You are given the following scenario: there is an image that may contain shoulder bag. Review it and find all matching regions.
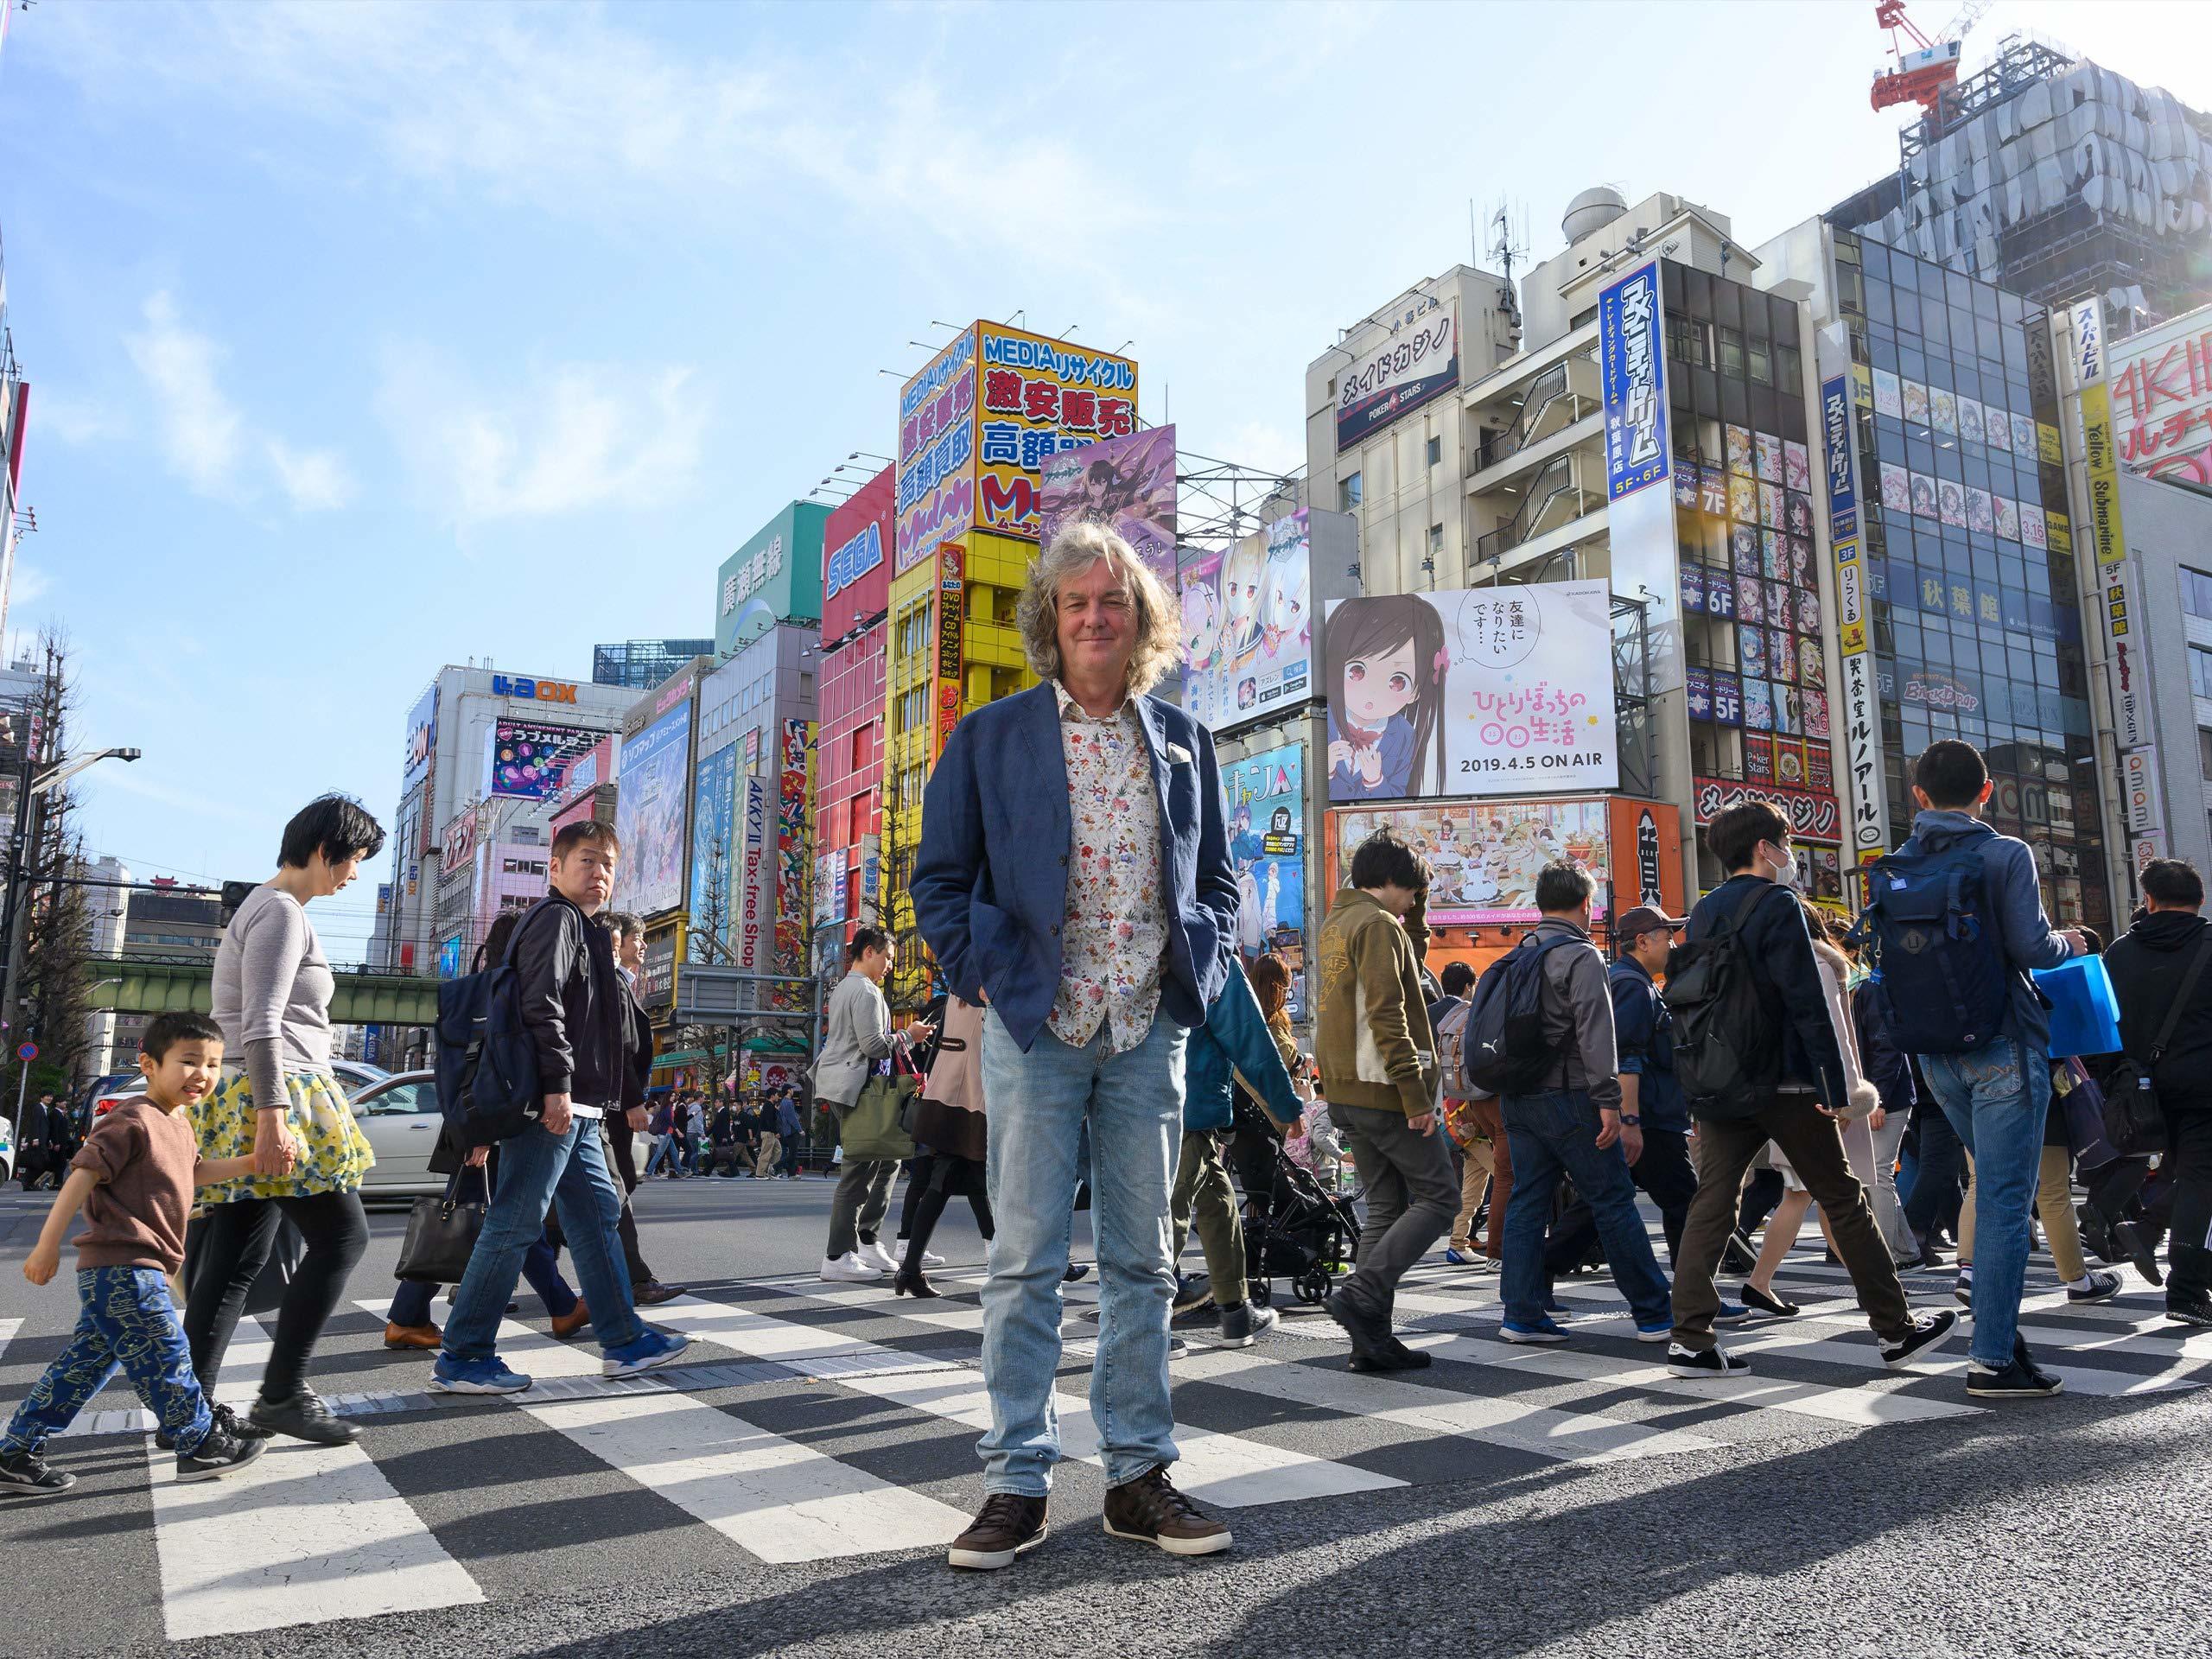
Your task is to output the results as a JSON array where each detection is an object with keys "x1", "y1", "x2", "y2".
[
  {"x1": 2103, "y1": 933, "x2": 2212, "y2": 1157},
  {"x1": 396, "y1": 1163, "x2": 490, "y2": 1285}
]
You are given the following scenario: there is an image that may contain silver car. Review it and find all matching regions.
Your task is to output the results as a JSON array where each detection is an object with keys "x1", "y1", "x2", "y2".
[{"x1": 348, "y1": 1069, "x2": 448, "y2": 1198}]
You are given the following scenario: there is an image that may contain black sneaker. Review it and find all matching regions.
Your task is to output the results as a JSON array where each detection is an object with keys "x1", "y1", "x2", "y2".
[
  {"x1": 1719, "y1": 1231, "x2": 1758, "y2": 1275},
  {"x1": 1214, "y1": 1302, "x2": 1277, "y2": 1348},
  {"x1": 1172, "y1": 1274, "x2": 1212, "y2": 1317},
  {"x1": 2067, "y1": 1268, "x2": 2124, "y2": 1306},
  {"x1": 175, "y1": 1424, "x2": 270, "y2": 1483},
  {"x1": 2167, "y1": 1292, "x2": 2212, "y2": 1328},
  {"x1": 249, "y1": 1388, "x2": 360, "y2": 1446},
  {"x1": 2115, "y1": 1219, "x2": 2165, "y2": 1287},
  {"x1": 155, "y1": 1401, "x2": 271, "y2": 1453},
  {"x1": 1966, "y1": 1358, "x2": 2064, "y2": 1398},
  {"x1": 1879, "y1": 1309, "x2": 1959, "y2": 1367},
  {"x1": 1170, "y1": 1299, "x2": 1220, "y2": 1330},
  {"x1": 1952, "y1": 1275, "x2": 1973, "y2": 1311},
  {"x1": 0, "y1": 1448, "x2": 75, "y2": 1499},
  {"x1": 1665, "y1": 1343, "x2": 1750, "y2": 1377},
  {"x1": 1348, "y1": 1337, "x2": 1431, "y2": 1372}
]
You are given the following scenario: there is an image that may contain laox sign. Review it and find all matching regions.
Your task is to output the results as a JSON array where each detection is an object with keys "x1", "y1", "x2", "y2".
[{"x1": 491, "y1": 675, "x2": 578, "y2": 704}]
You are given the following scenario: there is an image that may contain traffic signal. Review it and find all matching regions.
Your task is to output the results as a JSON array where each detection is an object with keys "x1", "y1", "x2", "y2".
[{"x1": 219, "y1": 881, "x2": 257, "y2": 925}]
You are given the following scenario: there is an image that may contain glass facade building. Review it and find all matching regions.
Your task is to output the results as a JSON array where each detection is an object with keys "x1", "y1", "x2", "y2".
[
  {"x1": 1833, "y1": 229, "x2": 2111, "y2": 934},
  {"x1": 1660, "y1": 263, "x2": 1849, "y2": 902},
  {"x1": 592, "y1": 638, "x2": 715, "y2": 691}
]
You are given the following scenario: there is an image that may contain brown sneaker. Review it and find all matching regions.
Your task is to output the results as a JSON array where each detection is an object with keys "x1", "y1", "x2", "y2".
[
  {"x1": 550, "y1": 1300, "x2": 591, "y2": 1340},
  {"x1": 1102, "y1": 1464, "x2": 1231, "y2": 1556},
  {"x1": 946, "y1": 1492, "x2": 1049, "y2": 1570},
  {"x1": 384, "y1": 1322, "x2": 442, "y2": 1351}
]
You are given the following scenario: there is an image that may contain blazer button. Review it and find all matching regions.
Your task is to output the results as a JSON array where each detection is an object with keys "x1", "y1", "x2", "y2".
[{"x1": 1051, "y1": 924, "x2": 1061, "y2": 936}]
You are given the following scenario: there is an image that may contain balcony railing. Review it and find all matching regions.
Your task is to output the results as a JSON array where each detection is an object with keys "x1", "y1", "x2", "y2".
[
  {"x1": 1472, "y1": 454, "x2": 1595, "y2": 569},
  {"x1": 1472, "y1": 356, "x2": 1598, "y2": 472}
]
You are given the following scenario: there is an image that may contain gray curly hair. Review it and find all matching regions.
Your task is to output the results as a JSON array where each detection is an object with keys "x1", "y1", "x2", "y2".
[{"x1": 1016, "y1": 522, "x2": 1182, "y2": 696}]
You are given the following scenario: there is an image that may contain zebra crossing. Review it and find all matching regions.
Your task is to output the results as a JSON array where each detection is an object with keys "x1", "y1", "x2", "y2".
[{"x1": 2, "y1": 1247, "x2": 2206, "y2": 1644}]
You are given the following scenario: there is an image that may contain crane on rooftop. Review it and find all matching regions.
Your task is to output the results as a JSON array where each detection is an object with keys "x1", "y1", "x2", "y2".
[{"x1": 1871, "y1": 0, "x2": 1994, "y2": 113}]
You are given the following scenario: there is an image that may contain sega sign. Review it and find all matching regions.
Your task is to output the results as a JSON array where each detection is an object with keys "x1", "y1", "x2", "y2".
[
  {"x1": 490, "y1": 675, "x2": 578, "y2": 704},
  {"x1": 1598, "y1": 263, "x2": 1669, "y2": 499},
  {"x1": 824, "y1": 520, "x2": 884, "y2": 601}
]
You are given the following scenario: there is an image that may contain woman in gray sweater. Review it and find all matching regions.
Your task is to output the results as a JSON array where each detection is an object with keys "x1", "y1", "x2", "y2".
[
  {"x1": 181, "y1": 796, "x2": 385, "y2": 1449},
  {"x1": 817, "y1": 927, "x2": 928, "y2": 1281}
]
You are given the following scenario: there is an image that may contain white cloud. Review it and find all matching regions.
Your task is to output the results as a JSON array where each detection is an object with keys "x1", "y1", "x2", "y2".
[
  {"x1": 377, "y1": 347, "x2": 708, "y2": 528},
  {"x1": 265, "y1": 439, "x2": 357, "y2": 511},
  {"x1": 29, "y1": 393, "x2": 126, "y2": 446},
  {"x1": 123, "y1": 291, "x2": 245, "y2": 498},
  {"x1": 121, "y1": 290, "x2": 353, "y2": 512}
]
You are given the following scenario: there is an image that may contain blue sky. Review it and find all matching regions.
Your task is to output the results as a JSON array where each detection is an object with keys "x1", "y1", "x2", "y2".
[{"x1": 0, "y1": 0, "x2": 2202, "y2": 962}]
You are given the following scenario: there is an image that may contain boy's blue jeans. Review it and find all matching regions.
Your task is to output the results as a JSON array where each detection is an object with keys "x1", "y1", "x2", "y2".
[{"x1": 3, "y1": 1267, "x2": 213, "y2": 1456}]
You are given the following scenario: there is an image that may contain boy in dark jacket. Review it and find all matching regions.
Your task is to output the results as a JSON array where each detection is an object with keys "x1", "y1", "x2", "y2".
[
  {"x1": 1899, "y1": 741, "x2": 2085, "y2": 1396},
  {"x1": 2101, "y1": 857, "x2": 2212, "y2": 1326},
  {"x1": 1665, "y1": 800, "x2": 1955, "y2": 1379}
]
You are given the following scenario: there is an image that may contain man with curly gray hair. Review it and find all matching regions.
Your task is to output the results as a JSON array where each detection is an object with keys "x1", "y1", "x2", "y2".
[{"x1": 914, "y1": 520, "x2": 1240, "y2": 1571}]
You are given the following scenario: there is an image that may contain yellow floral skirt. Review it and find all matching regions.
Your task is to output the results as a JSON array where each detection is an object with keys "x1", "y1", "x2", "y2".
[{"x1": 190, "y1": 1071, "x2": 376, "y2": 1202}]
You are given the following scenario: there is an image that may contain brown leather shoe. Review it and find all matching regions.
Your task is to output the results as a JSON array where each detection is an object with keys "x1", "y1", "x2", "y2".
[
  {"x1": 946, "y1": 1492, "x2": 1049, "y2": 1570},
  {"x1": 1102, "y1": 1465, "x2": 1230, "y2": 1556},
  {"x1": 550, "y1": 1300, "x2": 591, "y2": 1340},
  {"x1": 384, "y1": 1322, "x2": 441, "y2": 1351}
]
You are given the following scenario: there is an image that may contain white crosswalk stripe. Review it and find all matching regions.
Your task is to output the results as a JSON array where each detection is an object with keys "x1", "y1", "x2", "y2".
[{"x1": 9, "y1": 1248, "x2": 2210, "y2": 1643}]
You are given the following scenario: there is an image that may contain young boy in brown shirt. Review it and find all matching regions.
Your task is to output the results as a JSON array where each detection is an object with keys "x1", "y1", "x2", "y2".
[{"x1": 0, "y1": 1013, "x2": 272, "y2": 1497}]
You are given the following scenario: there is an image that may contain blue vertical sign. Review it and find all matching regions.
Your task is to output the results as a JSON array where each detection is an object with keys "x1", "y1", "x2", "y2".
[
  {"x1": 1821, "y1": 375, "x2": 1858, "y2": 542},
  {"x1": 1599, "y1": 264, "x2": 1670, "y2": 499}
]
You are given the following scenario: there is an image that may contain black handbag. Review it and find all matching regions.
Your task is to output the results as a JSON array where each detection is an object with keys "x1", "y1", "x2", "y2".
[
  {"x1": 2105, "y1": 934, "x2": 2212, "y2": 1157},
  {"x1": 396, "y1": 1164, "x2": 489, "y2": 1284}
]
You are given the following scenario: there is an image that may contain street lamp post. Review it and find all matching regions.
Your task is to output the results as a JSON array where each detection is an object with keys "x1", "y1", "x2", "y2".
[{"x1": 0, "y1": 746, "x2": 142, "y2": 1068}]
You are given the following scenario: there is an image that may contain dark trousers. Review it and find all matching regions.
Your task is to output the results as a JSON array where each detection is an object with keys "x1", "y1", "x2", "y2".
[
  {"x1": 899, "y1": 1157, "x2": 994, "y2": 1275},
  {"x1": 181, "y1": 1190, "x2": 369, "y2": 1402},
  {"x1": 1903, "y1": 1101, "x2": 1966, "y2": 1241},
  {"x1": 1545, "y1": 1126, "x2": 1698, "y2": 1271},
  {"x1": 1331, "y1": 1102, "x2": 1459, "y2": 1319},
  {"x1": 391, "y1": 1155, "x2": 577, "y2": 1327},
  {"x1": 1673, "y1": 1097, "x2": 1910, "y2": 1351},
  {"x1": 2164, "y1": 1103, "x2": 2212, "y2": 1300},
  {"x1": 1737, "y1": 1167, "x2": 1785, "y2": 1237}
]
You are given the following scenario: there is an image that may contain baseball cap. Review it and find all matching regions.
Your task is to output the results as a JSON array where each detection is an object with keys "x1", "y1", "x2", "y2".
[{"x1": 1614, "y1": 905, "x2": 1686, "y2": 939}]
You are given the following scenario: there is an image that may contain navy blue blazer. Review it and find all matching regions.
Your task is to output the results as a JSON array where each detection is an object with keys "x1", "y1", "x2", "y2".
[{"x1": 912, "y1": 681, "x2": 1239, "y2": 1052}]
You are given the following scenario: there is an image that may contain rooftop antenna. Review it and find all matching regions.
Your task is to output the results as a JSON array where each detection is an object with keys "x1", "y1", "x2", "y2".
[{"x1": 1488, "y1": 200, "x2": 1528, "y2": 324}]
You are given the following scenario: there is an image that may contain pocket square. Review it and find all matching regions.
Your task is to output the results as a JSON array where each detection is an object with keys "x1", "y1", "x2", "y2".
[{"x1": 1166, "y1": 742, "x2": 1193, "y2": 765}]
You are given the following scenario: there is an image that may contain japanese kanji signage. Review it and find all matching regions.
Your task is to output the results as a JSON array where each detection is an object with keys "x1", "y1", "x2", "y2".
[
  {"x1": 1820, "y1": 372, "x2": 1888, "y2": 855},
  {"x1": 895, "y1": 331, "x2": 976, "y2": 576},
  {"x1": 1692, "y1": 776, "x2": 1844, "y2": 845},
  {"x1": 2107, "y1": 310, "x2": 2212, "y2": 491},
  {"x1": 974, "y1": 323, "x2": 1138, "y2": 542}
]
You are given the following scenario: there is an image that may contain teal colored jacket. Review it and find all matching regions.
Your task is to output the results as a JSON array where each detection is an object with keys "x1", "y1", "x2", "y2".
[{"x1": 1185, "y1": 961, "x2": 1302, "y2": 1133}]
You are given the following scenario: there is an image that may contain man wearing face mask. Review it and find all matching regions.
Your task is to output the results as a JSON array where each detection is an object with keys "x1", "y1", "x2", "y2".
[{"x1": 1664, "y1": 800, "x2": 1955, "y2": 1378}]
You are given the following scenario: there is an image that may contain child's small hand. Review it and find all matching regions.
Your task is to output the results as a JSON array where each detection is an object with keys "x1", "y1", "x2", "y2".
[{"x1": 24, "y1": 1242, "x2": 59, "y2": 1286}]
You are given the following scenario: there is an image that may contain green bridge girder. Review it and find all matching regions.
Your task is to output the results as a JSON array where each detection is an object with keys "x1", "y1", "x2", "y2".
[{"x1": 83, "y1": 957, "x2": 443, "y2": 1027}]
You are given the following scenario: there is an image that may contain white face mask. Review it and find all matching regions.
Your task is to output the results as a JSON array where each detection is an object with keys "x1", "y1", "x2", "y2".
[{"x1": 1764, "y1": 843, "x2": 1801, "y2": 888}]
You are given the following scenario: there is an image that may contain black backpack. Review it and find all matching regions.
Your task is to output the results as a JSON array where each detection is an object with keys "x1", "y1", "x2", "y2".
[
  {"x1": 1662, "y1": 885, "x2": 1780, "y2": 1119},
  {"x1": 434, "y1": 901, "x2": 562, "y2": 1147},
  {"x1": 2103, "y1": 932, "x2": 2212, "y2": 1157},
  {"x1": 1460, "y1": 932, "x2": 1576, "y2": 1098}
]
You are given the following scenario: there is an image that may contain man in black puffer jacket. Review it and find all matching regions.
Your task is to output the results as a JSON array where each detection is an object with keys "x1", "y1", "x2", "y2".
[{"x1": 2100, "y1": 858, "x2": 2212, "y2": 1327}]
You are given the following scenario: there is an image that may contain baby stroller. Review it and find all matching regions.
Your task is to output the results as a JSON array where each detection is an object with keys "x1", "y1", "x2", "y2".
[{"x1": 1224, "y1": 1086, "x2": 1360, "y2": 1308}]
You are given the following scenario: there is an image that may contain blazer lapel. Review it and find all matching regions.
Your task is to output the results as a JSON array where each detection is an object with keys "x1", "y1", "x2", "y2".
[
  {"x1": 1132, "y1": 696, "x2": 1178, "y2": 866},
  {"x1": 1020, "y1": 683, "x2": 1071, "y2": 843}
]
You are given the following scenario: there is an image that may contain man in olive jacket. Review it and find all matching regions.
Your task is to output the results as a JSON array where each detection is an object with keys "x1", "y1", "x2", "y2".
[{"x1": 1315, "y1": 829, "x2": 1450, "y2": 1372}]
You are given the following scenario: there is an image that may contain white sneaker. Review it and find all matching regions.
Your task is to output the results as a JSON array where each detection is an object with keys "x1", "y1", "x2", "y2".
[
  {"x1": 820, "y1": 1252, "x2": 883, "y2": 1283},
  {"x1": 859, "y1": 1240, "x2": 901, "y2": 1274},
  {"x1": 922, "y1": 1249, "x2": 948, "y2": 1268}
]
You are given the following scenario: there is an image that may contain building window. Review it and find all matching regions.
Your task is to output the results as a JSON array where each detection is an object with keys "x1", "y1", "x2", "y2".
[
  {"x1": 798, "y1": 672, "x2": 814, "y2": 703},
  {"x1": 1426, "y1": 435, "x2": 1442, "y2": 468},
  {"x1": 1338, "y1": 473, "x2": 1363, "y2": 511},
  {"x1": 1428, "y1": 524, "x2": 1444, "y2": 556},
  {"x1": 2201, "y1": 728, "x2": 2212, "y2": 780},
  {"x1": 2183, "y1": 567, "x2": 2212, "y2": 620},
  {"x1": 2193, "y1": 646, "x2": 2212, "y2": 702}
]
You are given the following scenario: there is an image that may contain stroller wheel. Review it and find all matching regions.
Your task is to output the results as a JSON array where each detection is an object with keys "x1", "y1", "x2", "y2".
[
  {"x1": 1247, "y1": 1278, "x2": 1274, "y2": 1311},
  {"x1": 1294, "y1": 1266, "x2": 1334, "y2": 1306}
]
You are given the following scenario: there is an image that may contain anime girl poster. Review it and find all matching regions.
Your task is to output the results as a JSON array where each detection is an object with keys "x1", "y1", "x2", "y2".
[
  {"x1": 1726, "y1": 423, "x2": 1754, "y2": 476},
  {"x1": 1957, "y1": 396, "x2": 1986, "y2": 446},
  {"x1": 1903, "y1": 379, "x2": 1929, "y2": 424},
  {"x1": 1993, "y1": 493, "x2": 2019, "y2": 541},
  {"x1": 1324, "y1": 594, "x2": 1447, "y2": 801},
  {"x1": 1784, "y1": 440, "x2": 1812, "y2": 493},
  {"x1": 1967, "y1": 486, "x2": 1993, "y2": 535},
  {"x1": 1756, "y1": 432, "x2": 1783, "y2": 485},
  {"x1": 1938, "y1": 480, "x2": 1967, "y2": 529},
  {"x1": 1881, "y1": 462, "x2": 1910, "y2": 514},
  {"x1": 1986, "y1": 404, "x2": 2013, "y2": 452},
  {"x1": 1221, "y1": 743, "x2": 1306, "y2": 994},
  {"x1": 1873, "y1": 368, "x2": 1903, "y2": 420}
]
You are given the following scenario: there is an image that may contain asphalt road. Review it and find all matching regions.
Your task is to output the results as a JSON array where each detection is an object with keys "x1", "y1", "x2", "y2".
[{"x1": 0, "y1": 1172, "x2": 2206, "y2": 1659}]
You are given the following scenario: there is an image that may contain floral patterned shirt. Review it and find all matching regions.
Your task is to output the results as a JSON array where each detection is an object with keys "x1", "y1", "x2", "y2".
[{"x1": 1048, "y1": 680, "x2": 1168, "y2": 1055}]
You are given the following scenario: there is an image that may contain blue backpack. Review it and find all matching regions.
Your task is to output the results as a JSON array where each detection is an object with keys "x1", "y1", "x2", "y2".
[
  {"x1": 1853, "y1": 844, "x2": 2009, "y2": 1055},
  {"x1": 435, "y1": 903, "x2": 562, "y2": 1147}
]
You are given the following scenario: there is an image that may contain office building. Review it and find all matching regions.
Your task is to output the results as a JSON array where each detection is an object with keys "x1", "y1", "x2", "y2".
[
  {"x1": 593, "y1": 639, "x2": 715, "y2": 691},
  {"x1": 815, "y1": 465, "x2": 892, "y2": 971},
  {"x1": 1756, "y1": 218, "x2": 2114, "y2": 933},
  {"x1": 1833, "y1": 39, "x2": 2212, "y2": 334}
]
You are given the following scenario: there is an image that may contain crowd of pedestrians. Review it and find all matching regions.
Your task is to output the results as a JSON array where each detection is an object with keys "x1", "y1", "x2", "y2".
[{"x1": 3, "y1": 525, "x2": 2206, "y2": 1596}]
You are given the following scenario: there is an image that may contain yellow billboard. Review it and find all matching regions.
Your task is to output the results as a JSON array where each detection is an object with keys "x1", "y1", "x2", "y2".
[
  {"x1": 972, "y1": 322, "x2": 1138, "y2": 542},
  {"x1": 2082, "y1": 380, "x2": 2126, "y2": 569}
]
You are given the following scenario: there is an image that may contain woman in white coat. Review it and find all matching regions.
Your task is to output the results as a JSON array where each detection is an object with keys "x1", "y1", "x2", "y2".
[{"x1": 816, "y1": 928, "x2": 927, "y2": 1281}]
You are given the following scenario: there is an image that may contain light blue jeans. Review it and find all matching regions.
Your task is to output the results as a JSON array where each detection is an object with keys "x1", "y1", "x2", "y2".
[
  {"x1": 442, "y1": 1113, "x2": 644, "y2": 1363},
  {"x1": 977, "y1": 1006, "x2": 1187, "y2": 1496},
  {"x1": 1920, "y1": 1039, "x2": 2050, "y2": 1370}
]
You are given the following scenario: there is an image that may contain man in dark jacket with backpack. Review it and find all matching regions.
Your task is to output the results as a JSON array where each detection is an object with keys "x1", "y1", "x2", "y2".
[
  {"x1": 429, "y1": 821, "x2": 692, "y2": 1395},
  {"x1": 1491, "y1": 863, "x2": 1673, "y2": 1345},
  {"x1": 2101, "y1": 857, "x2": 2212, "y2": 1327},
  {"x1": 1880, "y1": 741, "x2": 2083, "y2": 1397},
  {"x1": 1664, "y1": 800, "x2": 1955, "y2": 1379}
]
